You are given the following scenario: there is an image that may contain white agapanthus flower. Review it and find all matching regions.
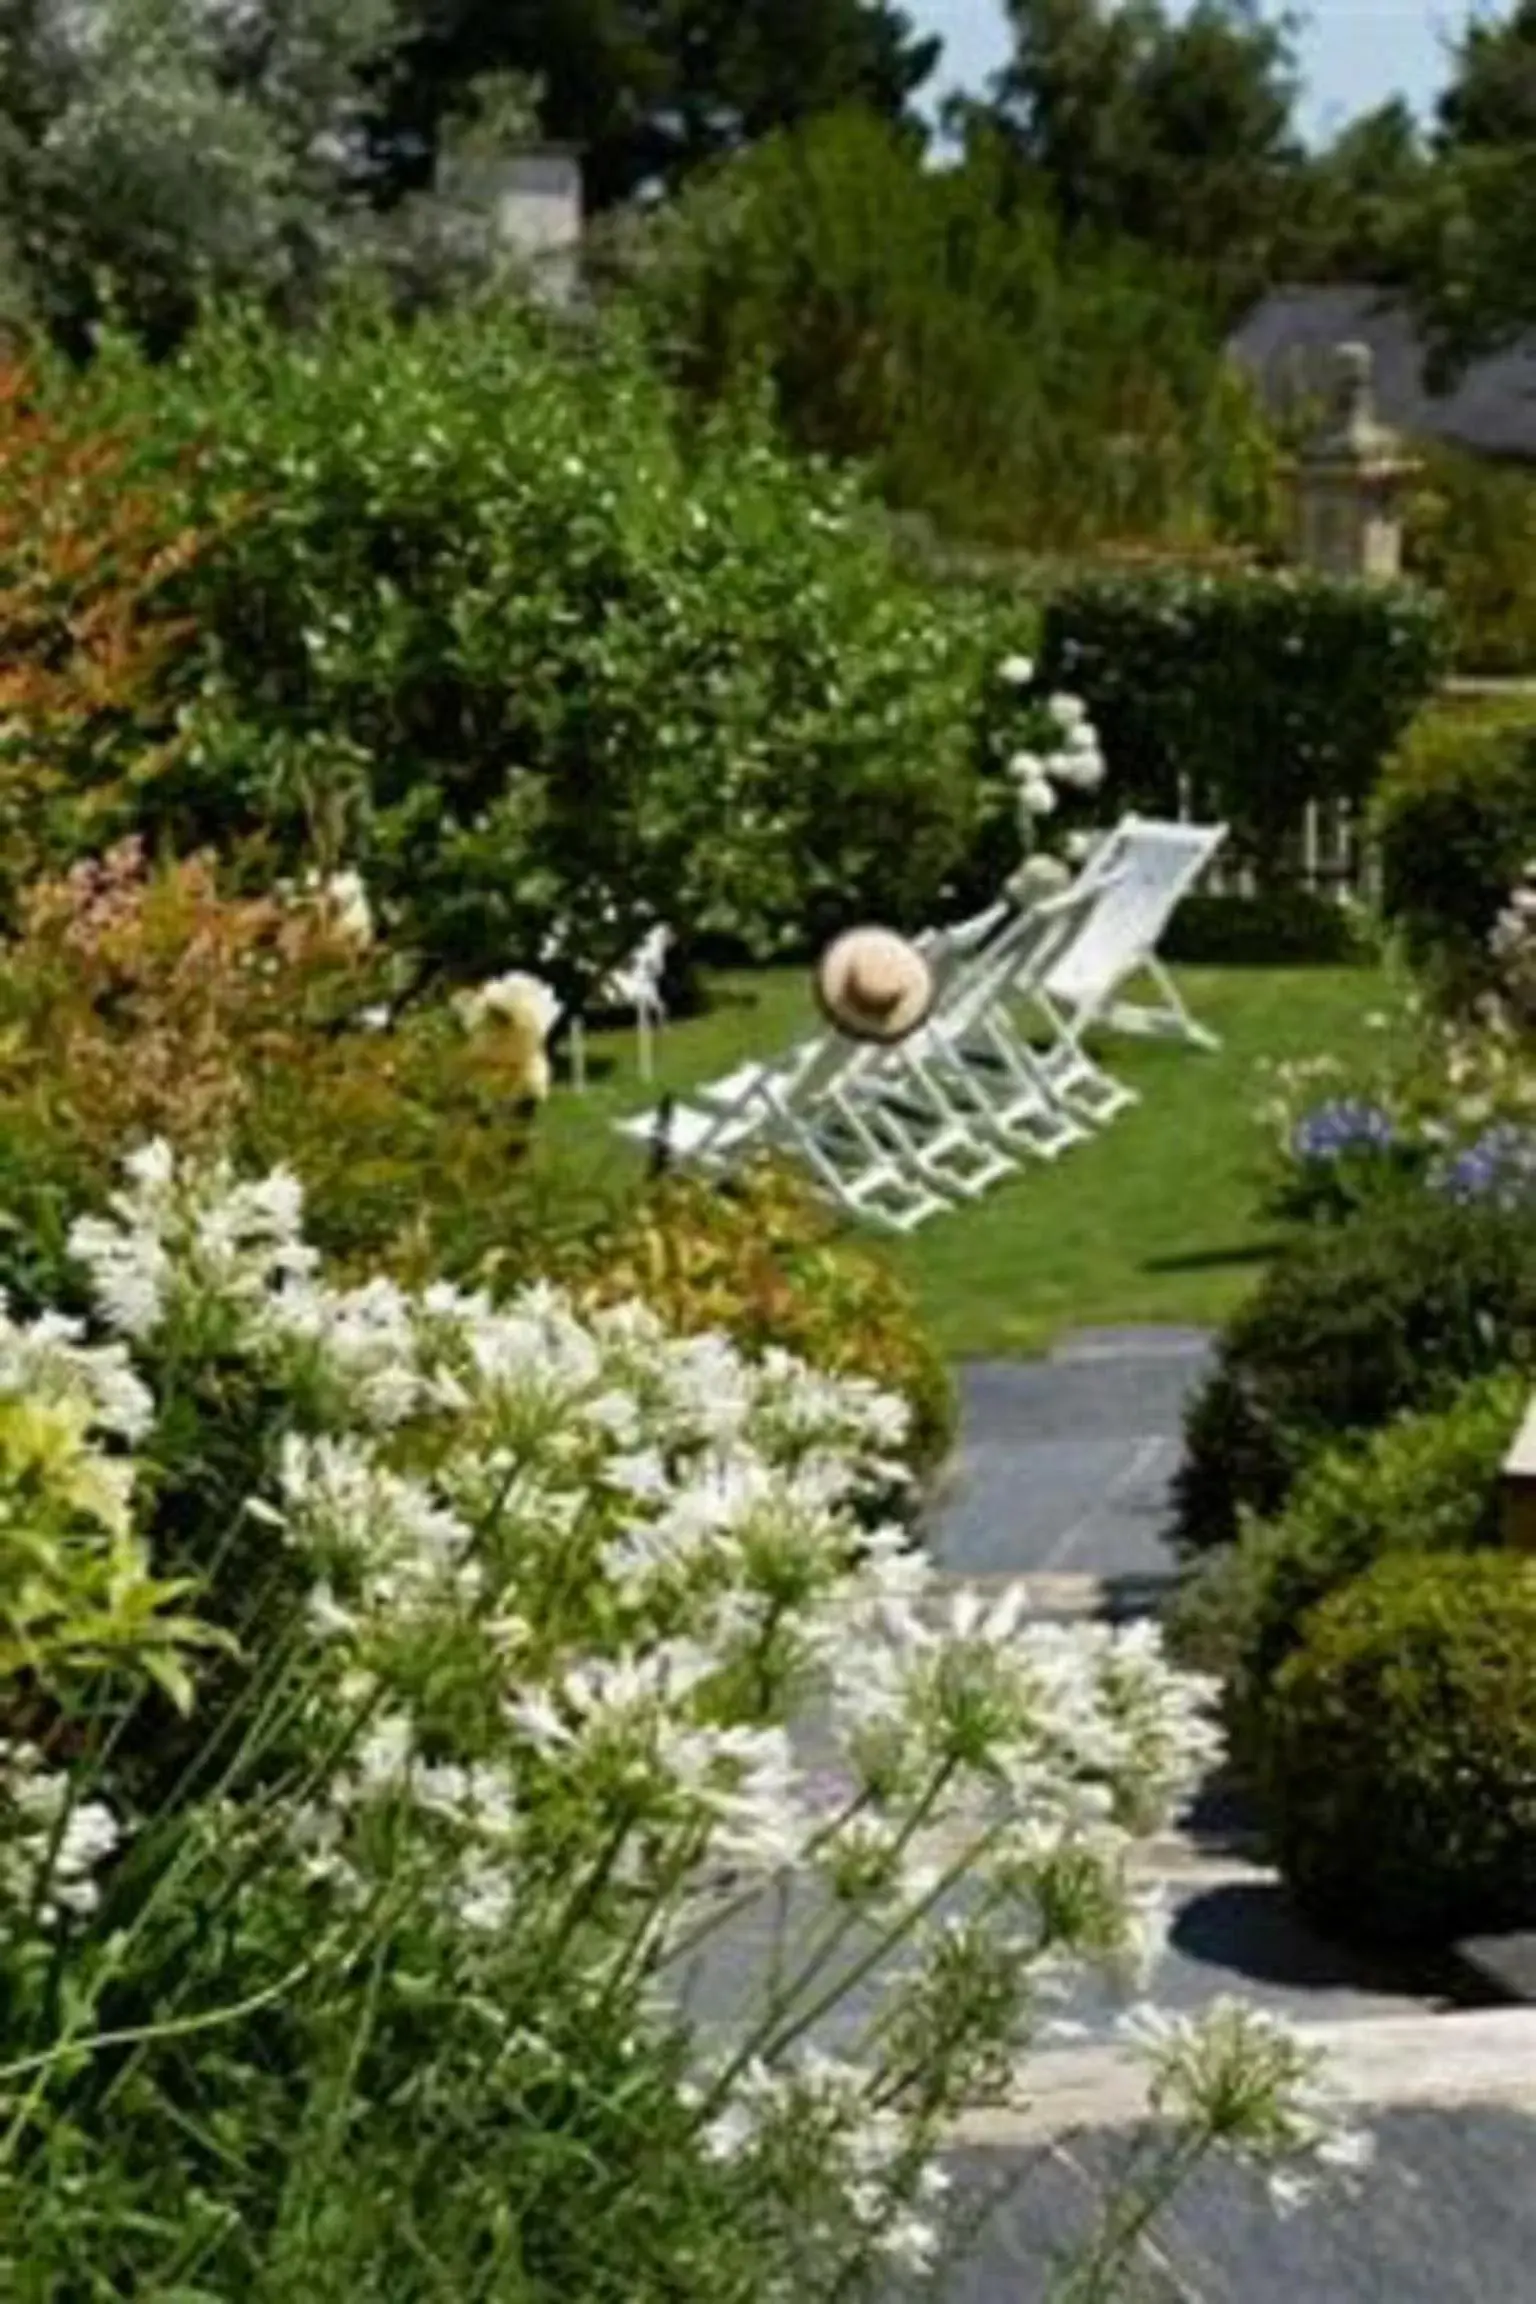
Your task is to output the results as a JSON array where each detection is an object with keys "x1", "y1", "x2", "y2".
[
  {"x1": 264, "y1": 1275, "x2": 423, "y2": 1429},
  {"x1": 0, "y1": 1304, "x2": 154, "y2": 1441},
  {"x1": 1020, "y1": 774, "x2": 1058, "y2": 819},
  {"x1": 69, "y1": 1147, "x2": 318, "y2": 1340},
  {"x1": 1124, "y1": 1997, "x2": 1376, "y2": 2210},
  {"x1": 46, "y1": 1144, "x2": 1360, "y2": 2279},
  {"x1": 279, "y1": 1433, "x2": 479, "y2": 1610},
  {"x1": 999, "y1": 654, "x2": 1036, "y2": 687},
  {"x1": 1048, "y1": 692, "x2": 1090, "y2": 732},
  {"x1": 694, "y1": 2051, "x2": 951, "y2": 2272},
  {"x1": 0, "y1": 1742, "x2": 118, "y2": 1931}
]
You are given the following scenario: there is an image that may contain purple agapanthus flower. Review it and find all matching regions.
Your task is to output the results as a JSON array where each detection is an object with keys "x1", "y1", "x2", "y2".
[
  {"x1": 1433, "y1": 1123, "x2": 1536, "y2": 1209},
  {"x1": 1290, "y1": 1100, "x2": 1397, "y2": 1164}
]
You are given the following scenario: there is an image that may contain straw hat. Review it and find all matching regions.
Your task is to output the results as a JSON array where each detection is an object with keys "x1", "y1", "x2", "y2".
[{"x1": 814, "y1": 926, "x2": 936, "y2": 1045}]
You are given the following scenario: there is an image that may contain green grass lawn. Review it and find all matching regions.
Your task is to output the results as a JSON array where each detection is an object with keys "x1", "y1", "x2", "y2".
[{"x1": 541, "y1": 962, "x2": 1387, "y2": 1359}]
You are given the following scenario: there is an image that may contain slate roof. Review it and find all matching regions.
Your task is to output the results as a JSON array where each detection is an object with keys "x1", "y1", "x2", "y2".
[{"x1": 1228, "y1": 283, "x2": 1536, "y2": 462}]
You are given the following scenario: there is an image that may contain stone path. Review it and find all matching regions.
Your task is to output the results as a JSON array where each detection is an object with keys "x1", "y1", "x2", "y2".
[
  {"x1": 911, "y1": 1341, "x2": 1536, "y2": 2301},
  {"x1": 673, "y1": 1336, "x2": 1536, "y2": 2294}
]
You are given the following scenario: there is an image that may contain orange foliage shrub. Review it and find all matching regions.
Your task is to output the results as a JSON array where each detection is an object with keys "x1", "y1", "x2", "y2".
[
  {"x1": 0, "y1": 368, "x2": 212, "y2": 904},
  {"x1": 0, "y1": 841, "x2": 376, "y2": 1165},
  {"x1": 0, "y1": 841, "x2": 560, "y2": 1287}
]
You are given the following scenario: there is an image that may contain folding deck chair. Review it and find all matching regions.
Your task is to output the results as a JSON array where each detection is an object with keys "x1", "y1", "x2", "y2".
[
  {"x1": 614, "y1": 1029, "x2": 957, "y2": 1234},
  {"x1": 568, "y1": 925, "x2": 673, "y2": 1091},
  {"x1": 1037, "y1": 817, "x2": 1228, "y2": 1053},
  {"x1": 919, "y1": 874, "x2": 1138, "y2": 1139}
]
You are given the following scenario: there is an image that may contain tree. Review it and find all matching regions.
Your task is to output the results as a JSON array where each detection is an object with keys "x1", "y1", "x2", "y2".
[
  {"x1": 0, "y1": 0, "x2": 410, "y2": 354},
  {"x1": 1438, "y1": 1, "x2": 1536, "y2": 149},
  {"x1": 1408, "y1": 2, "x2": 1536, "y2": 364},
  {"x1": 617, "y1": 108, "x2": 1282, "y2": 551},
  {"x1": 1285, "y1": 99, "x2": 1432, "y2": 286},
  {"x1": 967, "y1": 0, "x2": 1305, "y2": 310},
  {"x1": 364, "y1": 0, "x2": 941, "y2": 213}
]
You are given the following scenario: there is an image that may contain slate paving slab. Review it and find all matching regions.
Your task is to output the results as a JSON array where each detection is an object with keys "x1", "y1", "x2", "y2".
[
  {"x1": 924, "y1": 2107, "x2": 1536, "y2": 2303},
  {"x1": 928, "y1": 1349, "x2": 1209, "y2": 1582},
  {"x1": 672, "y1": 1870, "x2": 1469, "y2": 2066}
]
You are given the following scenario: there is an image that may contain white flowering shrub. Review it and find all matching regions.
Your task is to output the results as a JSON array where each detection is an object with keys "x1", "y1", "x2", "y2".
[
  {"x1": 953, "y1": 653, "x2": 1110, "y2": 916},
  {"x1": 0, "y1": 1145, "x2": 1370, "y2": 2296}
]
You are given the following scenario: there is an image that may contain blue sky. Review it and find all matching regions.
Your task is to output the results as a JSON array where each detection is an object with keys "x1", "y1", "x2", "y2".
[{"x1": 913, "y1": 2, "x2": 1477, "y2": 144}]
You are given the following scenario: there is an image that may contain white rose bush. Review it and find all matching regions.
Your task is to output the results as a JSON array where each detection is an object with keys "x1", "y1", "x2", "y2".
[
  {"x1": 963, "y1": 653, "x2": 1111, "y2": 916},
  {"x1": 0, "y1": 1145, "x2": 1369, "y2": 2296}
]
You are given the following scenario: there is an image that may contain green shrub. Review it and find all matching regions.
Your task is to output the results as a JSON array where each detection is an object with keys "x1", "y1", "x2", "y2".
[
  {"x1": 1168, "y1": 1370, "x2": 1525, "y2": 1758},
  {"x1": 1374, "y1": 707, "x2": 1536, "y2": 996},
  {"x1": 40, "y1": 296, "x2": 998, "y2": 996},
  {"x1": 1262, "y1": 1552, "x2": 1536, "y2": 1948},
  {"x1": 1173, "y1": 1195, "x2": 1536, "y2": 1552},
  {"x1": 1405, "y1": 447, "x2": 1536, "y2": 678},
  {"x1": 1161, "y1": 890, "x2": 1374, "y2": 967},
  {"x1": 1040, "y1": 568, "x2": 1449, "y2": 879}
]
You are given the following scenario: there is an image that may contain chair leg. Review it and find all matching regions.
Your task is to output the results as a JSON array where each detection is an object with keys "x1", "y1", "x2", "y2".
[
  {"x1": 946, "y1": 1019, "x2": 1088, "y2": 1160},
  {"x1": 1095, "y1": 960, "x2": 1220, "y2": 1051},
  {"x1": 850, "y1": 1066, "x2": 1017, "y2": 1201}
]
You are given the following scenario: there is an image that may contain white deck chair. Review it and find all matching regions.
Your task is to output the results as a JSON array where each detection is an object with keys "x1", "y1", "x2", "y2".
[
  {"x1": 566, "y1": 925, "x2": 673, "y2": 1091},
  {"x1": 693, "y1": 903, "x2": 1057, "y2": 1205},
  {"x1": 615, "y1": 1031, "x2": 956, "y2": 1234},
  {"x1": 679, "y1": 890, "x2": 1119, "y2": 1194},
  {"x1": 1038, "y1": 817, "x2": 1227, "y2": 1052},
  {"x1": 913, "y1": 876, "x2": 1135, "y2": 1150}
]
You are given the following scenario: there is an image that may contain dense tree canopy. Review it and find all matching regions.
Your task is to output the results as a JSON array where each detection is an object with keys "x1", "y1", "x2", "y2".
[
  {"x1": 0, "y1": 0, "x2": 408, "y2": 351},
  {"x1": 1286, "y1": 99, "x2": 1431, "y2": 288},
  {"x1": 1410, "y1": 2, "x2": 1536, "y2": 364},
  {"x1": 367, "y1": 0, "x2": 941, "y2": 210},
  {"x1": 622, "y1": 107, "x2": 1282, "y2": 550},
  {"x1": 964, "y1": 0, "x2": 1305, "y2": 309}
]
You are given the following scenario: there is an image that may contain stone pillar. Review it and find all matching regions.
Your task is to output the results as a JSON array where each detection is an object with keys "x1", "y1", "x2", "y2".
[
  {"x1": 433, "y1": 146, "x2": 584, "y2": 308},
  {"x1": 1290, "y1": 342, "x2": 1420, "y2": 582}
]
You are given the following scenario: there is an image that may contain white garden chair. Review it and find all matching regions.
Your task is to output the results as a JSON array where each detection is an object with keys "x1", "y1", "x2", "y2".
[
  {"x1": 688, "y1": 901, "x2": 1066, "y2": 1205},
  {"x1": 614, "y1": 1030, "x2": 958, "y2": 1234},
  {"x1": 910, "y1": 876, "x2": 1136, "y2": 1146},
  {"x1": 568, "y1": 924, "x2": 673, "y2": 1091},
  {"x1": 673, "y1": 890, "x2": 1117, "y2": 1204},
  {"x1": 1036, "y1": 817, "x2": 1227, "y2": 1053}
]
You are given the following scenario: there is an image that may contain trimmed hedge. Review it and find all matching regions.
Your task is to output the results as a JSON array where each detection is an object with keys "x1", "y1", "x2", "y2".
[
  {"x1": 1173, "y1": 1195, "x2": 1536, "y2": 1552},
  {"x1": 1262, "y1": 1553, "x2": 1536, "y2": 1948},
  {"x1": 1162, "y1": 890, "x2": 1373, "y2": 967},
  {"x1": 1375, "y1": 708, "x2": 1536, "y2": 995},
  {"x1": 1039, "y1": 568, "x2": 1449, "y2": 881}
]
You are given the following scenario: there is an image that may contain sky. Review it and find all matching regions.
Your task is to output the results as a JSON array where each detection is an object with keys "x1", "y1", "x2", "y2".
[{"x1": 913, "y1": 2, "x2": 1485, "y2": 145}]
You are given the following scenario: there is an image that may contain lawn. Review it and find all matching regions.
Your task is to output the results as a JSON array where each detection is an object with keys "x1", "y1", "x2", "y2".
[{"x1": 540, "y1": 961, "x2": 1388, "y2": 1359}]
